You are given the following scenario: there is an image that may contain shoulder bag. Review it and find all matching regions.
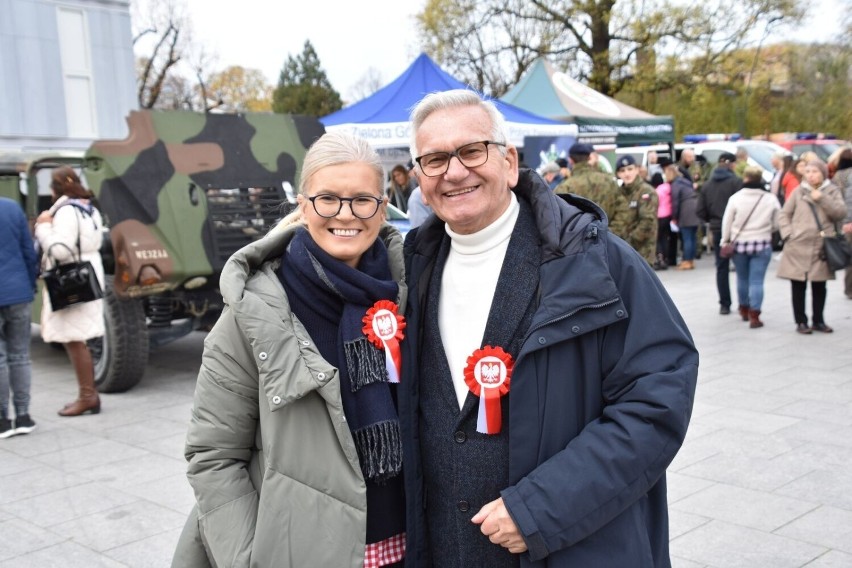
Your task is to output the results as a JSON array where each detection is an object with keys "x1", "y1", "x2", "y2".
[
  {"x1": 41, "y1": 207, "x2": 104, "y2": 311},
  {"x1": 720, "y1": 194, "x2": 764, "y2": 259},
  {"x1": 807, "y1": 202, "x2": 851, "y2": 271}
]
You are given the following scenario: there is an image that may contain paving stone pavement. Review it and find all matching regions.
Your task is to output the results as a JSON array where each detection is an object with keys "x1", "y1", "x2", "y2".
[{"x1": 1, "y1": 254, "x2": 851, "y2": 567}]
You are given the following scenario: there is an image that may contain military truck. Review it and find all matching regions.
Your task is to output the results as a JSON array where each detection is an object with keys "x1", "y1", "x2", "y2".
[{"x1": 0, "y1": 110, "x2": 324, "y2": 392}]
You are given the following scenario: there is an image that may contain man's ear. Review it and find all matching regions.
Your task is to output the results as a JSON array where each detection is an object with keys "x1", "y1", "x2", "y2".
[{"x1": 505, "y1": 145, "x2": 520, "y2": 187}]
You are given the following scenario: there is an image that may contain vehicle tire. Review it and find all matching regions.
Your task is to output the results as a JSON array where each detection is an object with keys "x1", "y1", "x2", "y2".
[{"x1": 89, "y1": 278, "x2": 149, "y2": 393}]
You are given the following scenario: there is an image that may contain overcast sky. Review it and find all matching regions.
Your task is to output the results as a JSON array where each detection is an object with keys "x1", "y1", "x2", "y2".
[
  {"x1": 139, "y1": 0, "x2": 844, "y2": 102},
  {"x1": 180, "y1": 0, "x2": 425, "y2": 101}
]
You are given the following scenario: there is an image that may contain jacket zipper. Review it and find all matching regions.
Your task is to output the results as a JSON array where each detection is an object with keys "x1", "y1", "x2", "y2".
[{"x1": 523, "y1": 297, "x2": 621, "y2": 343}]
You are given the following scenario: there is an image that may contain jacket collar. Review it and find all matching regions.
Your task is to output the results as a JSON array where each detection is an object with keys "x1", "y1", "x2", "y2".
[
  {"x1": 220, "y1": 222, "x2": 407, "y2": 410},
  {"x1": 408, "y1": 169, "x2": 623, "y2": 338},
  {"x1": 221, "y1": 221, "x2": 407, "y2": 308},
  {"x1": 710, "y1": 167, "x2": 736, "y2": 182}
]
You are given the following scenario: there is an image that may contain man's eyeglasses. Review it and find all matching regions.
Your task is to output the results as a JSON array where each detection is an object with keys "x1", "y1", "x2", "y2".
[
  {"x1": 306, "y1": 194, "x2": 383, "y2": 219},
  {"x1": 415, "y1": 140, "x2": 506, "y2": 177}
]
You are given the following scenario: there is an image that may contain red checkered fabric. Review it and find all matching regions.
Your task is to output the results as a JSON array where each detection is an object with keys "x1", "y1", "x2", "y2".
[{"x1": 364, "y1": 532, "x2": 406, "y2": 568}]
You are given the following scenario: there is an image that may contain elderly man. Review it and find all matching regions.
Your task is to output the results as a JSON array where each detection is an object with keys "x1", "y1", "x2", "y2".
[
  {"x1": 400, "y1": 89, "x2": 698, "y2": 567},
  {"x1": 540, "y1": 161, "x2": 564, "y2": 190},
  {"x1": 678, "y1": 148, "x2": 706, "y2": 190}
]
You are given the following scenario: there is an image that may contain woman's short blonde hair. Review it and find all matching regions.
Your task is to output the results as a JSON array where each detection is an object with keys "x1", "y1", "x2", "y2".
[
  {"x1": 298, "y1": 131, "x2": 383, "y2": 196},
  {"x1": 277, "y1": 132, "x2": 383, "y2": 228},
  {"x1": 742, "y1": 165, "x2": 764, "y2": 184}
]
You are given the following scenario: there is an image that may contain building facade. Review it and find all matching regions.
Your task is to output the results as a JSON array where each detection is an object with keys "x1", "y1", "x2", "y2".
[{"x1": 0, "y1": 0, "x2": 136, "y2": 151}]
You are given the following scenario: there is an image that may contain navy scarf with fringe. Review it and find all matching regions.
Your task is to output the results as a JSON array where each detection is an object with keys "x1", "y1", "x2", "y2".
[{"x1": 279, "y1": 228, "x2": 402, "y2": 483}]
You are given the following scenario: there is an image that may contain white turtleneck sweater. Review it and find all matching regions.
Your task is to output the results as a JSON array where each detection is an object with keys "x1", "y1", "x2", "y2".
[{"x1": 439, "y1": 193, "x2": 520, "y2": 408}]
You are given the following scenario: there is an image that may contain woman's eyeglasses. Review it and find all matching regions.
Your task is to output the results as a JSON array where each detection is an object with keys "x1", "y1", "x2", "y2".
[{"x1": 307, "y1": 194, "x2": 383, "y2": 219}]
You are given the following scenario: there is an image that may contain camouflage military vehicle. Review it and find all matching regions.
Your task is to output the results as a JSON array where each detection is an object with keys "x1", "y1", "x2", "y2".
[{"x1": 0, "y1": 110, "x2": 324, "y2": 392}]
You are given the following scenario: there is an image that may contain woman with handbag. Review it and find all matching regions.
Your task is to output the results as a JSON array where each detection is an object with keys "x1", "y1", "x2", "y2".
[
  {"x1": 34, "y1": 167, "x2": 105, "y2": 416},
  {"x1": 172, "y1": 132, "x2": 407, "y2": 567},
  {"x1": 777, "y1": 160, "x2": 847, "y2": 334},
  {"x1": 720, "y1": 167, "x2": 781, "y2": 328}
]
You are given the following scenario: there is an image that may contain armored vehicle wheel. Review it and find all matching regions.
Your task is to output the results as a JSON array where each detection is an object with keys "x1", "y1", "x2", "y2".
[{"x1": 89, "y1": 278, "x2": 149, "y2": 393}]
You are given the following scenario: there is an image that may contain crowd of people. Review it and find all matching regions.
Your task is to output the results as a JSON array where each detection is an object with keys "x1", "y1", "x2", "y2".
[
  {"x1": 541, "y1": 142, "x2": 851, "y2": 334},
  {"x1": 1, "y1": 88, "x2": 849, "y2": 567}
]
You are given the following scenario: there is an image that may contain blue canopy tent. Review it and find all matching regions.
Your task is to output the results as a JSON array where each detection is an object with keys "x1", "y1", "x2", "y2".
[{"x1": 321, "y1": 53, "x2": 577, "y2": 149}]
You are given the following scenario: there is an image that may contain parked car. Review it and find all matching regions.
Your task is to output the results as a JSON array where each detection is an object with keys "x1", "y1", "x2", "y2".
[
  {"x1": 677, "y1": 140, "x2": 790, "y2": 184},
  {"x1": 614, "y1": 144, "x2": 674, "y2": 169},
  {"x1": 773, "y1": 135, "x2": 848, "y2": 162}
]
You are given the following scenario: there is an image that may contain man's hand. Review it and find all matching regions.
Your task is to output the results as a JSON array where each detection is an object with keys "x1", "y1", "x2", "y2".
[
  {"x1": 471, "y1": 497, "x2": 527, "y2": 554},
  {"x1": 842, "y1": 222, "x2": 852, "y2": 235}
]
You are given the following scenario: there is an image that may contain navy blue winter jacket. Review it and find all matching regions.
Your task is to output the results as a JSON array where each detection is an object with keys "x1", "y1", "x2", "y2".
[
  {"x1": 0, "y1": 197, "x2": 38, "y2": 307},
  {"x1": 400, "y1": 169, "x2": 698, "y2": 567}
]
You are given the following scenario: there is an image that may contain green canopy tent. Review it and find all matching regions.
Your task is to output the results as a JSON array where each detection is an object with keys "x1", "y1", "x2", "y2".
[{"x1": 501, "y1": 59, "x2": 674, "y2": 148}]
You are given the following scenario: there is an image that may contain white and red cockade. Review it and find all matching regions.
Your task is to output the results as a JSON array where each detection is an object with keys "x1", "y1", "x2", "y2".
[
  {"x1": 362, "y1": 300, "x2": 406, "y2": 383},
  {"x1": 464, "y1": 345, "x2": 513, "y2": 434}
]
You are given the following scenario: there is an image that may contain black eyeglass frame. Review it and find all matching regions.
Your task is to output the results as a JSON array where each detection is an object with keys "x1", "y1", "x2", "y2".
[
  {"x1": 306, "y1": 194, "x2": 384, "y2": 219},
  {"x1": 414, "y1": 140, "x2": 507, "y2": 177}
]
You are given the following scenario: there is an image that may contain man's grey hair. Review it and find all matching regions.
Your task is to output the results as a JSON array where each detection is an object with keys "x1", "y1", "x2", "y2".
[{"x1": 409, "y1": 89, "x2": 509, "y2": 160}]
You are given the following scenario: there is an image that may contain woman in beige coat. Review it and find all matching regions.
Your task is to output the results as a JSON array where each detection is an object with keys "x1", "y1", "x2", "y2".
[
  {"x1": 34, "y1": 167, "x2": 105, "y2": 416},
  {"x1": 173, "y1": 132, "x2": 407, "y2": 567},
  {"x1": 777, "y1": 160, "x2": 847, "y2": 333}
]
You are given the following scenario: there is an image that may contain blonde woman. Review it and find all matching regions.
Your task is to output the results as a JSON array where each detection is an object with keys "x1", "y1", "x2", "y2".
[{"x1": 173, "y1": 132, "x2": 407, "y2": 567}]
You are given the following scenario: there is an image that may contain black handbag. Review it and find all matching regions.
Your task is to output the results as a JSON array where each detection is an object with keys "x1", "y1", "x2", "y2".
[
  {"x1": 41, "y1": 206, "x2": 104, "y2": 311},
  {"x1": 807, "y1": 202, "x2": 852, "y2": 272}
]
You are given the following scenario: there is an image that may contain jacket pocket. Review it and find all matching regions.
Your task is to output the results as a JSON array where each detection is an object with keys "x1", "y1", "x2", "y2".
[{"x1": 198, "y1": 490, "x2": 258, "y2": 567}]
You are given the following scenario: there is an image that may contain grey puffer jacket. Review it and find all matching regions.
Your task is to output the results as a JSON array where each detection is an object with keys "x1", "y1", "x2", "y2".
[{"x1": 172, "y1": 223, "x2": 406, "y2": 568}]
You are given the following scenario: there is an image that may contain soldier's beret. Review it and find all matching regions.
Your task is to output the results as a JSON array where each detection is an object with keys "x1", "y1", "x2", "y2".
[
  {"x1": 616, "y1": 155, "x2": 636, "y2": 170},
  {"x1": 569, "y1": 143, "x2": 594, "y2": 156}
]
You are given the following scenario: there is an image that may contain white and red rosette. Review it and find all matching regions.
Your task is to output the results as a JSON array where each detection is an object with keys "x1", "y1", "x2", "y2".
[
  {"x1": 362, "y1": 300, "x2": 406, "y2": 383},
  {"x1": 463, "y1": 345, "x2": 513, "y2": 434}
]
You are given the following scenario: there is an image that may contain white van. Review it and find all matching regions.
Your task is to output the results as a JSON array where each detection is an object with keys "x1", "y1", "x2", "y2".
[
  {"x1": 616, "y1": 140, "x2": 788, "y2": 184},
  {"x1": 614, "y1": 144, "x2": 673, "y2": 169},
  {"x1": 679, "y1": 140, "x2": 789, "y2": 184}
]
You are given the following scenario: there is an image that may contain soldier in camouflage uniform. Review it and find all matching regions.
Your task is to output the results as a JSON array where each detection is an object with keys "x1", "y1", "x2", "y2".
[
  {"x1": 555, "y1": 143, "x2": 629, "y2": 238},
  {"x1": 614, "y1": 155, "x2": 659, "y2": 265}
]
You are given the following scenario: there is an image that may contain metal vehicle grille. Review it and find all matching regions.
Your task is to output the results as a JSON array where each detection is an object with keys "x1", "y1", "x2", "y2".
[{"x1": 205, "y1": 186, "x2": 292, "y2": 264}]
